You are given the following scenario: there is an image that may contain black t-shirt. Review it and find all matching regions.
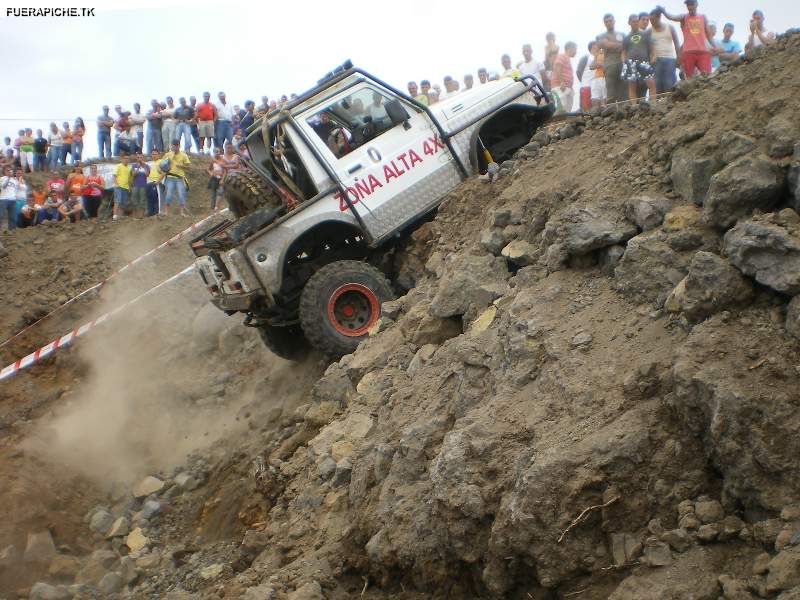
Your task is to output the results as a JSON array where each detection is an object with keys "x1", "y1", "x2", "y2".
[
  {"x1": 240, "y1": 112, "x2": 255, "y2": 131},
  {"x1": 174, "y1": 106, "x2": 194, "y2": 121},
  {"x1": 33, "y1": 137, "x2": 48, "y2": 153},
  {"x1": 624, "y1": 30, "x2": 652, "y2": 62}
]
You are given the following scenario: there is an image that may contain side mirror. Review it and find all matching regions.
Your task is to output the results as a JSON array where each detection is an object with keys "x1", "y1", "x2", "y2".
[{"x1": 385, "y1": 100, "x2": 411, "y2": 130}]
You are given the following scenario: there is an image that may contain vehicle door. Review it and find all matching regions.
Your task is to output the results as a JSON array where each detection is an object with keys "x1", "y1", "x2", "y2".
[{"x1": 298, "y1": 81, "x2": 463, "y2": 243}]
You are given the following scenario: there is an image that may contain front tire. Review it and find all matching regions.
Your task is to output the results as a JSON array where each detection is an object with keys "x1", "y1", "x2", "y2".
[
  {"x1": 299, "y1": 260, "x2": 393, "y2": 357},
  {"x1": 257, "y1": 324, "x2": 308, "y2": 360}
]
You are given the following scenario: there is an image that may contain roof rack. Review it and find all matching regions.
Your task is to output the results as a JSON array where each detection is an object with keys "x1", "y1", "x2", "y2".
[{"x1": 317, "y1": 59, "x2": 354, "y2": 86}]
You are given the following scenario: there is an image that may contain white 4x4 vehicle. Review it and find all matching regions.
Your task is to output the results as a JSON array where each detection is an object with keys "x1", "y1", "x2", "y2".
[{"x1": 192, "y1": 62, "x2": 552, "y2": 358}]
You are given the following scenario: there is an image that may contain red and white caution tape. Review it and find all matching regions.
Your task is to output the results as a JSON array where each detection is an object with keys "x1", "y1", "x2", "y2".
[
  {"x1": 0, "y1": 209, "x2": 228, "y2": 350},
  {"x1": 0, "y1": 265, "x2": 195, "y2": 382}
]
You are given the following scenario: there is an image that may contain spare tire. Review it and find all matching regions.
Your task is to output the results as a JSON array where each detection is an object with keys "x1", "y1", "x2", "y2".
[
  {"x1": 299, "y1": 260, "x2": 394, "y2": 357},
  {"x1": 224, "y1": 171, "x2": 283, "y2": 218}
]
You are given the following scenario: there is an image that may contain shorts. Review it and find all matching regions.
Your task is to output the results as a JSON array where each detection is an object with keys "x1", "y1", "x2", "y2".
[
  {"x1": 622, "y1": 59, "x2": 655, "y2": 82},
  {"x1": 114, "y1": 187, "x2": 130, "y2": 209},
  {"x1": 591, "y1": 77, "x2": 607, "y2": 101},
  {"x1": 198, "y1": 120, "x2": 214, "y2": 137}
]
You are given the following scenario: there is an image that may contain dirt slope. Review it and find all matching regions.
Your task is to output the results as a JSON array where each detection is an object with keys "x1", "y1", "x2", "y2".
[{"x1": 2, "y1": 33, "x2": 800, "y2": 600}]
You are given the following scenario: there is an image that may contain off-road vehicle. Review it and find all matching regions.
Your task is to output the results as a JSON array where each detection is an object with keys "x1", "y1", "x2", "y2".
[{"x1": 191, "y1": 61, "x2": 553, "y2": 358}]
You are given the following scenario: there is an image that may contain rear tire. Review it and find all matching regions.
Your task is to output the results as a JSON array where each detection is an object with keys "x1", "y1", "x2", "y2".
[
  {"x1": 257, "y1": 324, "x2": 308, "y2": 360},
  {"x1": 299, "y1": 260, "x2": 394, "y2": 357},
  {"x1": 225, "y1": 171, "x2": 282, "y2": 218}
]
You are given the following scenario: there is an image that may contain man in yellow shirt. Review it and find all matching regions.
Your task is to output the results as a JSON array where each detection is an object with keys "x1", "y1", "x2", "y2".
[
  {"x1": 161, "y1": 141, "x2": 191, "y2": 216},
  {"x1": 112, "y1": 154, "x2": 132, "y2": 221},
  {"x1": 146, "y1": 149, "x2": 163, "y2": 216}
]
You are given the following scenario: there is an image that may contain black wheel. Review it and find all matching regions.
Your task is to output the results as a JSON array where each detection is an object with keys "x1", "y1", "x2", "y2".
[
  {"x1": 257, "y1": 324, "x2": 309, "y2": 360},
  {"x1": 225, "y1": 171, "x2": 282, "y2": 218},
  {"x1": 299, "y1": 260, "x2": 394, "y2": 357}
]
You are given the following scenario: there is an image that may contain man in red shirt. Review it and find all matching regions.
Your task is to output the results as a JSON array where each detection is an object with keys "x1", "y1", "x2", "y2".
[
  {"x1": 550, "y1": 42, "x2": 578, "y2": 113},
  {"x1": 196, "y1": 92, "x2": 217, "y2": 154},
  {"x1": 658, "y1": 0, "x2": 715, "y2": 78}
]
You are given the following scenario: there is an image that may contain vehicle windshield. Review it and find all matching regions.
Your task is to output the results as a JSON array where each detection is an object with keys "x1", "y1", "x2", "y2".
[{"x1": 306, "y1": 86, "x2": 394, "y2": 158}]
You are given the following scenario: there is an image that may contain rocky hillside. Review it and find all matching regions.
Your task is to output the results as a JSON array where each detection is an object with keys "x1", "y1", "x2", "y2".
[{"x1": 2, "y1": 32, "x2": 800, "y2": 600}]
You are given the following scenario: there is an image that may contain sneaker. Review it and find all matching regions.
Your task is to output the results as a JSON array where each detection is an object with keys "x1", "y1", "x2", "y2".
[{"x1": 112, "y1": 214, "x2": 119, "y2": 221}]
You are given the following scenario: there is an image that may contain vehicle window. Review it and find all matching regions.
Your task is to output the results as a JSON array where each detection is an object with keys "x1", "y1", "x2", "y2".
[
  {"x1": 306, "y1": 87, "x2": 395, "y2": 159},
  {"x1": 266, "y1": 123, "x2": 317, "y2": 201}
]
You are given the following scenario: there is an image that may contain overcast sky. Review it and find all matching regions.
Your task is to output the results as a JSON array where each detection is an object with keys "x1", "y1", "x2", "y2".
[{"x1": 1, "y1": 0, "x2": 797, "y2": 155}]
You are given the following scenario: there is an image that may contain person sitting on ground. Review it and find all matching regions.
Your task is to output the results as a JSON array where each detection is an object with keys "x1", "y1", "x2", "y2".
[
  {"x1": 65, "y1": 164, "x2": 84, "y2": 213},
  {"x1": 58, "y1": 192, "x2": 83, "y2": 223},
  {"x1": 130, "y1": 154, "x2": 150, "y2": 218},
  {"x1": 161, "y1": 141, "x2": 191, "y2": 217},
  {"x1": 746, "y1": 10, "x2": 775, "y2": 51},
  {"x1": 717, "y1": 23, "x2": 742, "y2": 64},
  {"x1": 622, "y1": 13, "x2": 657, "y2": 100},
  {"x1": 45, "y1": 174, "x2": 65, "y2": 209},
  {"x1": 112, "y1": 154, "x2": 132, "y2": 221},
  {"x1": 17, "y1": 191, "x2": 42, "y2": 228},
  {"x1": 81, "y1": 164, "x2": 104, "y2": 219},
  {"x1": 220, "y1": 142, "x2": 241, "y2": 176}
]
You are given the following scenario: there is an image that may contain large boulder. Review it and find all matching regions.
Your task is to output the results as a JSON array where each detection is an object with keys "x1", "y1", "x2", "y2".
[
  {"x1": 671, "y1": 146, "x2": 722, "y2": 206},
  {"x1": 541, "y1": 203, "x2": 637, "y2": 256},
  {"x1": 724, "y1": 211, "x2": 800, "y2": 295},
  {"x1": 703, "y1": 155, "x2": 786, "y2": 229},
  {"x1": 671, "y1": 317, "x2": 800, "y2": 511},
  {"x1": 664, "y1": 251, "x2": 753, "y2": 320},
  {"x1": 429, "y1": 254, "x2": 510, "y2": 320},
  {"x1": 624, "y1": 195, "x2": 674, "y2": 232},
  {"x1": 764, "y1": 114, "x2": 800, "y2": 159},
  {"x1": 614, "y1": 220, "x2": 720, "y2": 307},
  {"x1": 720, "y1": 130, "x2": 756, "y2": 164}
]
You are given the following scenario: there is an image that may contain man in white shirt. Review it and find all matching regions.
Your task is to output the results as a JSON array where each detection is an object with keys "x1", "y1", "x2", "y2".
[
  {"x1": 518, "y1": 44, "x2": 546, "y2": 83},
  {"x1": 214, "y1": 91, "x2": 235, "y2": 151},
  {"x1": 129, "y1": 102, "x2": 147, "y2": 153},
  {"x1": 160, "y1": 97, "x2": 178, "y2": 148}
]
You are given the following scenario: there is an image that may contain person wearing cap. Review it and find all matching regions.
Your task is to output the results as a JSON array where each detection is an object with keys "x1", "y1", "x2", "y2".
[
  {"x1": 96, "y1": 105, "x2": 114, "y2": 159},
  {"x1": 746, "y1": 10, "x2": 775, "y2": 51},
  {"x1": 718, "y1": 23, "x2": 742, "y2": 64},
  {"x1": 657, "y1": 1, "x2": 714, "y2": 78},
  {"x1": 161, "y1": 141, "x2": 191, "y2": 217},
  {"x1": 596, "y1": 13, "x2": 627, "y2": 104}
]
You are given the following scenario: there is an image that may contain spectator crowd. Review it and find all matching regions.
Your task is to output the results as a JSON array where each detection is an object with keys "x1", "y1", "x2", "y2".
[{"x1": 0, "y1": 3, "x2": 780, "y2": 232}]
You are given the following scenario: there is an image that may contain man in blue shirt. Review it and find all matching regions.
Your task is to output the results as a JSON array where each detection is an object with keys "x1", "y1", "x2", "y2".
[{"x1": 718, "y1": 23, "x2": 742, "y2": 65}]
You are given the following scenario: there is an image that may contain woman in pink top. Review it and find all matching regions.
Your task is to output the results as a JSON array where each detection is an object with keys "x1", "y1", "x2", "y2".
[{"x1": 658, "y1": 0, "x2": 714, "y2": 78}]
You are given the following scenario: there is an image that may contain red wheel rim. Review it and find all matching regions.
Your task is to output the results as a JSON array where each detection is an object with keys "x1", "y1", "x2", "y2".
[{"x1": 326, "y1": 283, "x2": 380, "y2": 337}]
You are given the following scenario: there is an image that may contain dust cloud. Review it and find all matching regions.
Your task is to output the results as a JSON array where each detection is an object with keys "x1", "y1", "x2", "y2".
[{"x1": 21, "y1": 258, "x2": 284, "y2": 486}]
